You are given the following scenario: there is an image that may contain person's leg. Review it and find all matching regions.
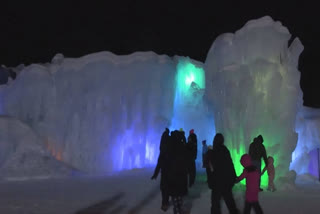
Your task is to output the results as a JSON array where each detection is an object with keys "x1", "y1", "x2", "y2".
[
  {"x1": 257, "y1": 162, "x2": 262, "y2": 190},
  {"x1": 190, "y1": 161, "x2": 196, "y2": 187},
  {"x1": 222, "y1": 189, "x2": 239, "y2": 214},
  {"x1": 252, "y1": 201, "x2": 264, "y2": 214},
  {"x1": 243, "y1": 201, "x2": 252, "y2": 214},
  {"x1": 161, "y1": 189, "x2": 169, "y2": 211},
  {"x1": 161, "y1": 174, "x2": 170, "y2": 208},
  {"x1": 269, "y1": 175, "x2": 276, "y2": 191},
  {"x1": 172, "y1": 196, "x2": 180, "y2": 214},
  {"x1": 202, "y1": 154, "x2": 205, "y2": 168},
  {"x1": 211, "y1": 190, "x2": 222, "y2": 214},
  {"x1": 177, "y1": 196, "x2": 183, "y2": 213},
  {"x1": 267, "y1": 176, "x2": 271, "y2": 191},
  {"x1": 252, "y1": 160, "x2": 262, "y2": 190}
]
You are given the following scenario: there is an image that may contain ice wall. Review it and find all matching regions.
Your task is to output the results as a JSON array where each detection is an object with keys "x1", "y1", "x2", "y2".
[
  {"x1": 0, "y1": 52, "x2": 182, "y2": 173},
  {"x1": 0, "y1": 116, "x2": 75, "y2": 179},
  {"x1": 0, "y1": 16, "x2": 307, "y2": 178},
  {"x1": 170, "y1": 58, "x2": 215, "y2": 162},
  {"x1": 291, "y1": 106, "x2": 320, "y2": 177},
  {"x1": 204, "y1": 16, "x2": 304, "y2": 185}
]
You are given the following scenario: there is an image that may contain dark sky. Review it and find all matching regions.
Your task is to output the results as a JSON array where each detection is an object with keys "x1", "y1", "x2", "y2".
[{"x1": 1, "y1": 0, "x2": 319, "y2": 107}]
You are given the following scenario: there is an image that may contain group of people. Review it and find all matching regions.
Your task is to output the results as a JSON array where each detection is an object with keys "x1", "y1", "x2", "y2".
[
  {"x1": 204, "y1": 133, "x2": 275, "y2": 214},
  {"x1": 152, "y1": 129, "x2": 276, "y2": 214},
  {"x1": 151, "y1": 128, "x2": 198, "y2": 213}
]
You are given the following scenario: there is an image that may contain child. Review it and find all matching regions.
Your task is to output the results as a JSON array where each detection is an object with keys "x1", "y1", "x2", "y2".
[
  {"x1": 237, "y1": 154, "x2": 264, "y2": 214},
  {"x1": 261, "y1": 156, "x2": 276, "y2": 192}
]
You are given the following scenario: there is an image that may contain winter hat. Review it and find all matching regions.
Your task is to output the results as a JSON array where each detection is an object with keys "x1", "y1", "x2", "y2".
[
  {"x1": 179, "y1": 128, "x2": 184, "y2": 132},
  {"x1": 189, "y1": 129, "x2": 194, "y2": 134},
  {"x1": 240, "y1": 154, "x2": 252, "y2": 168}
]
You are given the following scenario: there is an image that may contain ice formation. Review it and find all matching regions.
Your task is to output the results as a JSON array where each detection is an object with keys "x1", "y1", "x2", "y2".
[
  {"x1": 0, "y1": 52, "x2": 213, "y2": 174},
  {"x1": 291, "y1": 106, "x2": 320, "y2": 177},
  {"x1": 0, "y1": 116, "x2": 76, "y2": 179},
  {"x1": 204, "y1": 16, "x2": 304, "y2": 184},
  {"x1": 0, "y1": 16, "x2": 310, "y2": 181}
]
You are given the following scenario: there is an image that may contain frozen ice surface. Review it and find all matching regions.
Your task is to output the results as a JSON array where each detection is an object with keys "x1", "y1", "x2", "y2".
[{"x1": 205, "y1": 16, "x2": 304, "y2": 181}]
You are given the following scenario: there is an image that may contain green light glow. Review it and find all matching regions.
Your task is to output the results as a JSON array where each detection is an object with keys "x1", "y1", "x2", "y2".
[
  {"x1": 176, "y1": 59, "x2": 205, "y2": 94},
  {"x1": 230, "y1": 134, "x2": 279, "y2": 187},
  {"x1": 230, "y1": 144, "x2": 247, "y2": 185}
]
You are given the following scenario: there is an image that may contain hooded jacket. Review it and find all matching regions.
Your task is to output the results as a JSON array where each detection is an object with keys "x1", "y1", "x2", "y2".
[
  {"x1": 207, "y1": 142, "x2": 236, "y2": 191},
  {"x1": 238, "y1": 154, "x2": 260, "y2": 202}
]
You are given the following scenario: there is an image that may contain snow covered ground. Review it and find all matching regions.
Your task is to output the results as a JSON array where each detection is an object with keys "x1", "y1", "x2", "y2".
[{"x1": 1, "y1": 168, "x2": 319, "y2": 214}]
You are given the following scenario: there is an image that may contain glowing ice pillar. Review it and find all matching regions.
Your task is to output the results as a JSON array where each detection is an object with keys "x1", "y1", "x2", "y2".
[
  {"x1": 204, "y1": 16, "x2": 303, "y2": 186},
  {"x1": 170, "y1": 57, "x2": 215, "y2": 162}
]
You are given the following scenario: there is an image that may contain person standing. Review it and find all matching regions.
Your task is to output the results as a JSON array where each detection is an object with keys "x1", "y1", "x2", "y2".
[
  {"x1": 167, "y1": 130, "x2": 188, "y2": 214},
  {"x1": 261, "y1": 156, "x2": 276, "y2": 192},
  {"x1": 151, "y1": 128, "x2": 171, "y2": 211},
  {"x1": 207, "y1": 133, "x2": 239, "y2": 214},
  {"x1": 249, "y1": 135, "x2": 268, "y2": 191},
  {"x1": 237, "y1": 154, "x2": 264, "y2": 214},
  {"x1": 186, "y1": 129, "x2": 197, "y2": 187}
]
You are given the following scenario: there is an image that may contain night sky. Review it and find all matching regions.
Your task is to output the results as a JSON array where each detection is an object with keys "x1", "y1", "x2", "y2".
[{"x1": 1, "y1": 1, "x2": 319, "y2": 107}]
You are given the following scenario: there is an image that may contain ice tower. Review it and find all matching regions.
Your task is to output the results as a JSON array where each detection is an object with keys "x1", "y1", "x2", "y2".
[{"x1": 204, "y1": 16, "x2": 304, "y2": 185}]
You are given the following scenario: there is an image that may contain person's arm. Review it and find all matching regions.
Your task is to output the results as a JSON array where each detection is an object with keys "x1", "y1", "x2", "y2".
[
  {"x1": 237, "y1": 170, "x2": 247, "y2": 182},
  {"x1": 261, "y1": 166, "x2": 267, "y2": 175},
  {"x1": 262, "y1": 145, "x2": 268, "y2": 167},
  {"x1": 151, "y1": 155, "x2": 161, "y2": 179}
]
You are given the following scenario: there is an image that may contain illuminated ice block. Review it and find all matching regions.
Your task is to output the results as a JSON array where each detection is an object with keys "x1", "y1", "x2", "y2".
[{"x1": 204, "y1": 16, "x2": 304, "y2": 185}]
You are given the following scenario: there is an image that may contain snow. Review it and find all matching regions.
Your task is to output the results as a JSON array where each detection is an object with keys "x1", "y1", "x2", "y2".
[{"x1": 0, "y1": 169, "x2": 319, "y2": 214}]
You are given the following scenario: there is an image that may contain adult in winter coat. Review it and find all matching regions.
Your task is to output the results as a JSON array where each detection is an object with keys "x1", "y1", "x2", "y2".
[
  {"x1": 237, "y1": 154, "x2": 264, "y2": 214},
  {"x1": 186, "y1": 129, "x2": 197, "y2": 187},
  {"x1": 151, "y1": 128, "x2": 170, "y2": 211},
  {"x1": 207, "y1": 133, "x2": 239, "y2": 214},
  {"x1": 167, "y1": 130, "x2": 188, "y2": 214},
  {"x1": 249, "y1": 135, "x2": 268, "y2": 191}
]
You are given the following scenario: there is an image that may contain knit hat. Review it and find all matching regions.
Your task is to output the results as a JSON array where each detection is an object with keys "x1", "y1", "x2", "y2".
[
  {"x1": 179, "y1": 128, "x2": 184, "y2": 132},
  {"x1": 189, "y1": 129, "x2": 194, "y2": 134}
]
